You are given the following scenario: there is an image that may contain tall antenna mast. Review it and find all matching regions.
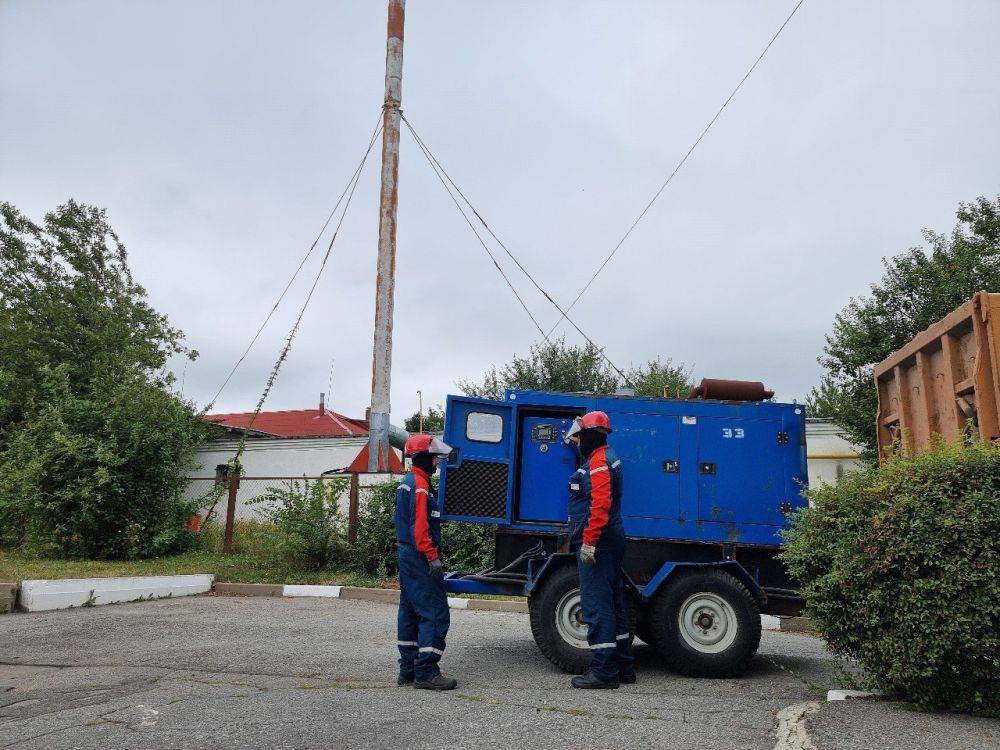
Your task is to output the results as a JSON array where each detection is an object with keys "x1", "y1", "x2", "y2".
[{"x1": 368, "y1": 0, "x2": 405, "y2": 471}]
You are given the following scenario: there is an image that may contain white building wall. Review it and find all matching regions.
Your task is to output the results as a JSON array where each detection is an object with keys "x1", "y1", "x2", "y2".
[
  {"x1": 805, "y1": 419, "x2": 863, "y2": 488},
  {"x1": 184, "y1": 437, "x2": 403, "y2": 519}
]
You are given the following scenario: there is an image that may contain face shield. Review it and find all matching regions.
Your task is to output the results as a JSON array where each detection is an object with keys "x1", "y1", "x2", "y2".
[
  {"x1": 424, "y1": 436, "x2": 453, "y2": 456},
  {"x1": 563, "y1": 418, "x2": 584, "y2": 444}
]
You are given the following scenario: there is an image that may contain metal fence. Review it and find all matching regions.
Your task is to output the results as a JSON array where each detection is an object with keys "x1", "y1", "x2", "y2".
[{"x1": 183, "y1": 474, "x2": 397, "y2": 552}]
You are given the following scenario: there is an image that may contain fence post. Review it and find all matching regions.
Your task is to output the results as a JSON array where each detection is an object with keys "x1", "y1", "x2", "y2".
[
  {"x1": 223, "y1": 469, "x2": 240, "y2": 554},
  {"x1": 348, "y1": 473, "x2": 360, "y2": 545}
]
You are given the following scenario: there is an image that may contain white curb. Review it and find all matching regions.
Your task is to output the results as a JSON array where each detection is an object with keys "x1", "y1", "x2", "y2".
[
  {"x1": 827, "y1": 689, "x2": 882, "y2": 702},
  {"x1": 447, "y1": 597, "x2": 470, "y2": 609},
  {"x1": 761, "y1": 614, "x2": 781, "y2": 630},
  {"x1": 283, "y1": 585, "x2": 342, "y2": 598},
  {"x1": 19, "y1": 575, "x2": 213, "y2": 612}
]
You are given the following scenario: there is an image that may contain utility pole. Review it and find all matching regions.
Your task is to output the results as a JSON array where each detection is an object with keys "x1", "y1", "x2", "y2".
[{"x1": 368, "y1": 0, "x2": 405, "y2": 472}]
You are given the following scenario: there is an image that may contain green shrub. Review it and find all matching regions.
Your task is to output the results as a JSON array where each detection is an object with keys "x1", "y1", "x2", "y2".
[
  {"x1": 0, "y1": 367, "x2": 203, "y2": 558},
  {"x1": 783, "y1": 441, "x2": 1000, "y2": 716},
  {"x1": 246, "y1": 479, "x2": 348, "y2": 569},
  {"x1": 352, "y1": 481, "x2": 399, "y2": 577},
  {"x1": 352, "y1": 478, "x2": 495, "y2": 577}
]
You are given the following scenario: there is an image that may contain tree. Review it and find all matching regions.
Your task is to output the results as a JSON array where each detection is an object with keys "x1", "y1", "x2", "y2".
[
  {"x1": 809, "y1": 196, "x2": 1000, "y2": 458},
  {"x1": 457, "y1": 339, "x2": 693, "y2": 400},
  {"x1": 625, "y1": 357, "x2": 694, "y2": 399},
  {"x1": 404, "y1": 405, "x2": 444, "y2": 434},
  {"x1": 0, "y1": 201, "x2": 205, "y2": 557}
]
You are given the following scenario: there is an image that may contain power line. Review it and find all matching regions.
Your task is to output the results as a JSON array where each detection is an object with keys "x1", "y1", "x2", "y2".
[
  {"x1": 400, "y1": 116, "x2": 551, "y2": 343},
  {"x1": 204, "y1": 111, "x2": 384, "y2": 412},
  {"x1": 547, "y1": 0, "x2": 807, "y2": 336},
  {"x1": 232, "y1": 123, "x2": 375, "y2": 463},
  {"x1": 401, "y1": 114, "x2": 634, "y2": 388}
]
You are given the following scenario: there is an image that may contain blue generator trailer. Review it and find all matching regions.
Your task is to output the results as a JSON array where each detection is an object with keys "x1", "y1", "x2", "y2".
[{"x1": 437, "y1": 385, "x2": 809, "y2": 677}]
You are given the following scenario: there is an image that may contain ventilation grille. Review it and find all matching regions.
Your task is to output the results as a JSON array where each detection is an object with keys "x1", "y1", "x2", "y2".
[{"x1": 443, "y1": 460, "x2": 508, "y2": 519}]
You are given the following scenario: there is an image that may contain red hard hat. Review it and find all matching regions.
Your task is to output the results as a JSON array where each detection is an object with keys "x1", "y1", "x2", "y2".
[
  {"x1": 564, "y1": 411, "x2": 612, "y2": 442},
  {"x1": 404, "y1": 433, "x2": 452, "y2": 457},
  {"x1": 580, "y1": 411, "x2": 612, "y2": 433}
]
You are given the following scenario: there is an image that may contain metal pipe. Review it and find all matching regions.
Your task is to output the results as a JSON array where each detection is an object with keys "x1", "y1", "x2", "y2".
[
  {"x1": 368, "y1": 0, "x2": 405, "y2": 472},
  {"x1": 388, "y1": 422, "x2": 409, "y2": 451}
]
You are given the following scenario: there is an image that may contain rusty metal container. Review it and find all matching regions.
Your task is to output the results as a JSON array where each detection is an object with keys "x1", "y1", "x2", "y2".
[{"x1": 874, "y1": 291, "x2": 1000, "y2": 456}]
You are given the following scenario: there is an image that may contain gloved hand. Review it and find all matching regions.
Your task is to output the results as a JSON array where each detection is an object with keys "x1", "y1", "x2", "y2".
[
  {"x1": 579, "y1": 544, "x2": 597, "y2": 566},
  {"x1": 428, "y1": 558, "x2": 445, "y2": 576}
]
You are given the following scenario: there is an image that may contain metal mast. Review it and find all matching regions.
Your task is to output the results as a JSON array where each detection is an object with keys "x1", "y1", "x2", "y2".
[{"x1": 368, "y1": 0, "x2": 405, "y2": 471}]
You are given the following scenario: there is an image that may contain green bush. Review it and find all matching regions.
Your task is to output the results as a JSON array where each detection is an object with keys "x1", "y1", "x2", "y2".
[
  {"x1": 1, "y1": 201, "x2": 204, "y2": 559},
  {"x1": 352, "y1": 478, "x2": 495, "y2": 577},
  {"x1": 0, "y1": 367, "x2": 203, "y2": 558},
  {"x1": 246, "y1": 479, "x2": 348, "y2": 569},
  {"x1": 783, "y1": 441, "x2": 999, "y2": 716}
]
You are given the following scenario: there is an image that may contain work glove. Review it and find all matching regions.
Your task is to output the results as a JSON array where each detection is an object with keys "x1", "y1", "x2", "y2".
[
  {"x1": 428, "y1": 558, "x2": 445, "y2": 576},
  {"x1": 579, "y1": 544, "x2": 597, "y2": 566}
]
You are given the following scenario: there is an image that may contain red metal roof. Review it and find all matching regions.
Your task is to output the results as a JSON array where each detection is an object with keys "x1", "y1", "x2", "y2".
[{"x1": 205, "y1": 409, "x2": 369, "y2": 439}]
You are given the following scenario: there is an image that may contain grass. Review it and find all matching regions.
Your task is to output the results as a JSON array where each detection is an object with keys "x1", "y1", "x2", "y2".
[
  {"x1": 0, "y1": 520, "x2": 384, "y2": 586},
  {"x1": 0, "y1": 519, "x2": 520, "y2": 599},
  {"x1": 0, "y1": 549, "x2": 386, "y2": 587}
]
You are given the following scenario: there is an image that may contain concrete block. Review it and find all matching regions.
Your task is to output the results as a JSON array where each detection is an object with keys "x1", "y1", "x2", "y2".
[
  {"x1": 778, "y1": 616, "x2": 813, "y2": 634},
  {"x1": 19, "y1": 575, "x2": 213, "y2": 612},
  {"x1": 446, "y1": 597, "x2": 469, "y2": 609},
  {"x1": 214, "y1": 583, "x2": 285, "y2": 597},
  {"x1": 466, "y1": 598, "x2": 528, "y2": 613},
  {"x1": 339, "y1": 586, "x2": 400, "y2": 604},
  {"x1": 0, "y1": 582, "x2": 18, "y2": 614}
]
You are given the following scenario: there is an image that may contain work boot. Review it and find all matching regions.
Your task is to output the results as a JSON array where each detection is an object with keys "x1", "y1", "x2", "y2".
[
  {"x1": 571, "y1": 672, "x2": 619, "y2": 690},
  {"x1": 619, "y1": 669, "x2": 637, "y2": 685},
  {"x1": 397, "y1": 673, "x2": 414, "y2": 686},
  {"x1": 414, "y1": 673, "x2": 458, "y2": 691}
]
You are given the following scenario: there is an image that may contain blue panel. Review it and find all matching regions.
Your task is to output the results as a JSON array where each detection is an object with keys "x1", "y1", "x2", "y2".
[
  {"x1": 517, "y1": 417, "x2": 576, "y2": 522},
  {"x1": 614, "y1": 412, "x2": 680, "y2": 521},
  {"x1": 696, "y1": 416, "x2": 786, "y2": 527}
]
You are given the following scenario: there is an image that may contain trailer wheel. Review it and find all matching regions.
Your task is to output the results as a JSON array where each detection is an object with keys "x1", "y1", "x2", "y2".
[
  {"x1": 528, "y1": 565, "x2": 590, "y2": 674},
  {"x1": 649, "y1": 569, "x2": 761, "y2": 678}
]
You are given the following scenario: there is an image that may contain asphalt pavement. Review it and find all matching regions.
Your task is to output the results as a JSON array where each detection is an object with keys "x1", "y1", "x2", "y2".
[{"x1": 0, "y1": 595, "x2": 996, "y2": 749}]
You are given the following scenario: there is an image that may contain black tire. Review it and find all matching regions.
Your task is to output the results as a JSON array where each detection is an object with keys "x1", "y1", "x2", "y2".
[
  {"x1": 528, "y1": 565, "x2": 590, "y2": 674},
  {"x1": 649, "y1": 569, "x2": 761, "y2": 678}
]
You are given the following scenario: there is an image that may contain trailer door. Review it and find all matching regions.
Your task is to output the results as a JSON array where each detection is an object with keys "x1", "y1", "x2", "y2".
[
  {"x1": 516, "y1": 416, "x2": 577, "y2": 522},
  {"x1": 615, "y1": 412, "x2": 682, "y2": 521},
  {"x1": 439, "y1": 397, "x2": 513, "y2": 522},
  {"x1": 696, "y1": 417, "x2": 786, "y2": 527}
]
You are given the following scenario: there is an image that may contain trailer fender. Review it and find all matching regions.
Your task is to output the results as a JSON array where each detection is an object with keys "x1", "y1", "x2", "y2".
[
  {"x1": 640, "y1": 560, "x2": 766, "y2": 607},
  {"x1": 524, "y1": 553, "x2": 646, "y2": 599},
  {"x1": 523, "y1": 553, "x2": 575, "y2": 597}
]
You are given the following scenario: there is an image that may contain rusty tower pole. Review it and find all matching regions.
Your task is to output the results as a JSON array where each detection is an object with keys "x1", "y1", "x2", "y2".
[{"x1": 368, "y1": 0, "x2": 405, "y2": 472}]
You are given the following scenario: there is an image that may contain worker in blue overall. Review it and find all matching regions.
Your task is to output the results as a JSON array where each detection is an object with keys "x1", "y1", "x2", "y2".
[
  {"x1": 395, "y1": 433, "x2": 457, "y2": 691},
  {"x1": 564, "y1": 411, "x2": 635, "y2": 689}
]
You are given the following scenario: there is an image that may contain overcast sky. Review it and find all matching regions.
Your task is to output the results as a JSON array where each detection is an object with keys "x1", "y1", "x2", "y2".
[{"x1": 3, "y1": 1, "x2": 998, "y2": 422}]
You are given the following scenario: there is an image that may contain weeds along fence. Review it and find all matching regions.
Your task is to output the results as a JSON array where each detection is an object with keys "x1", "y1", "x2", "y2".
[
  {"x1": 183, "y1": 474, "x2": 395, "y2": 553},
  {"x1": 181, "y1": 473, "x2": 496, "y2": 576}
]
